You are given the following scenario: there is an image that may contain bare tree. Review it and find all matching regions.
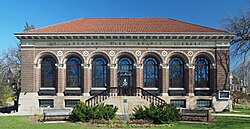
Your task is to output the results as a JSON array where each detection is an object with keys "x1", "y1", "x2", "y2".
[
  {"x1": 2, "y1": 46, "x2": 21, "y2": 91},
  {"x1": 222, "y1": 10, "x2": 250, "y2": 62}
]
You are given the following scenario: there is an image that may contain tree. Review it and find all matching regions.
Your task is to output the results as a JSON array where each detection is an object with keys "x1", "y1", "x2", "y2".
[
  {"x1": 222, "y1": 10, "x2": 250, "y2": 63},
  {"x1": 23, "y1": 22, "x2": 35, "y2": 31},
  {"x1": 0, "y1": 78, "x2": 13, "y2": 106},
  {"x1": 2, "y1": 47, "x2": 21, "y2": 92},
  {"x1": 0, "y1": 22, "x2": 35, "y2": 106}
]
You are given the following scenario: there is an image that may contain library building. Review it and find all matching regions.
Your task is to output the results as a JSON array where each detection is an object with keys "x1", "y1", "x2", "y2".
[{"x1": 15, "y1": 18, "x2": 232, "y2": 114}]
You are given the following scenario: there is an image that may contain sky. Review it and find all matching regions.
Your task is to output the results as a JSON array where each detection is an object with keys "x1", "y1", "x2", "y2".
[{"x1": 0, "y1": 0, "x2": 249, "y2": 51}]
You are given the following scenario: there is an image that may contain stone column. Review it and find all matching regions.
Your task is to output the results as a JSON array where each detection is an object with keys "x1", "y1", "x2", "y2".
[
  {"x1": 210, "y1": 64, "x2": 217, "y2": 95},
  {"x1": 136, "y1": 64, "x2": 143, "y2": 88},
  {"x1": 110, "y1": 64, "x2": 117, "y2": 95},
  {"x1": 187, "y1": 64, "x2": 194, "y2": 96},
  {"x1": 83, "y1": 64, "x2": 90, "y2": 96},
  {"x1": 161, "y1": 64, "x2": 168, "y2": 96},
  {"x1": 57, "y1": 64, "x2": 65, "y2": 96},
  {"x1": 34, "y1": 64, "x2": 41, "y2": 92},
  {"x1": 135, "y1": 64, "x2": 143, "y2": 95}
]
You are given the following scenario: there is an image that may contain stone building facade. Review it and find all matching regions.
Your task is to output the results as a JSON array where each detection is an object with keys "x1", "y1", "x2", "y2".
[{"x1": 15, "y1": 18, "x2": 232, "y2": 114}]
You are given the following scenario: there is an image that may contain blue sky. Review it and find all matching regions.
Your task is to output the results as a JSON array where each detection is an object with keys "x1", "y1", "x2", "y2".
[{"x1": 0, "y1": 0, "x2": 249, "y2": 51}]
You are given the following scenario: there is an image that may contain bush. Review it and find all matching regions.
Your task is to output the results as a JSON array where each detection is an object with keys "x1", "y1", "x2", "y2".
[
  {"x1": 92, "y1": 103, "x2": 118, "y2": 120},
  {"x1": 132, "y1": 103, "x2": 180, "y2": 124},
  {"x1": 71, "y1": 102, "x2": 118, "y2": 122},
  {"x1": 71, "y1": 102, "x2": 93, "y2": 122}
]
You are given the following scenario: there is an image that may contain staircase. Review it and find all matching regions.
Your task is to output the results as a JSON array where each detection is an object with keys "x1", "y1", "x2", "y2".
[{"x1": 85, "y1": 87, "x2": 165, "y2": 106}]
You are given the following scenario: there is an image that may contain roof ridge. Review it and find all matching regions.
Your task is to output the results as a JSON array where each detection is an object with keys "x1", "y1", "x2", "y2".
[
  {"x1": 24, "y1": 18, "x2": 82, "y2": 33},
  {"x1": 167, "y1": 18, "x2": 226, "y2": 33},
  {"x1": 23, "y1": 18, "x2": 228, "y2": 33}
]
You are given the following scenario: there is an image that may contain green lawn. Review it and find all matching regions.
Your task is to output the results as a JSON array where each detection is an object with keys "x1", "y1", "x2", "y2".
[
  {"x1": 0, "y1": 116, "x2": 249, "y2": 129},
  {"x1": 219, "y1": 107, "x2": 250, "y2": 115}
]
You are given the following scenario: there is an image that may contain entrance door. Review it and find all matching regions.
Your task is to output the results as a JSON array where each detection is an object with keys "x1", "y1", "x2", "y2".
[
  {"x1": 118, "y1": 72, "x2": 132, "y2": 96},
  {"x1": 118, "y1": 57, "x2": 133, "y2": 96}
]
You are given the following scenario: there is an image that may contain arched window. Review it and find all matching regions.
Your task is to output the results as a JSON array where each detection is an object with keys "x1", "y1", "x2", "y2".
[
  {"x1": 92, "y1": 58, "x2": 107, "y2": 87},
  {"x1": 118, "y1": 57, "x2": 133, "y2": 71},
  {"x1": 169, "y1": 57, "x2": 184, "y2": 88},
  {"x1": 66, "y1": 57, "x2": 81, "y2": 87},
  {"x1": 143, "y1": 57, "x2": 159, "y2": 87},
  {"x1": 195, "y1": 57, "x2": 209, "y2": 87},
  {"x1": 41, "y1": 57, "x2": 57, "y2": 87}
]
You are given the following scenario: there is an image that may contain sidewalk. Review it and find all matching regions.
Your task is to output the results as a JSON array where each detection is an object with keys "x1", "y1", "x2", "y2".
[
  {"x1": 0, "y1": 112, "x2": 31, "y2": 116},
  {"x1": 212, "y1": 113, "x2": 250, "y2": 117}
]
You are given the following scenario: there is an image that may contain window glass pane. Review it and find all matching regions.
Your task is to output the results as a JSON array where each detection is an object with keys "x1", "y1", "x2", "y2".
[
  {"x1": 41, "y1": 57, "x2": 56, "y2": 87},
  {"x1": 197, "y1": 100, "x2": 212, "y2": 107},
  {"x1": 39, "y1": 99, "x2": 54, "y2": 108},
  {"x1": 170, "y1": 100, "x2": 186, "y2": 108},
  {"x1": 65, "y1": 100, "x2": 80, "y2": 107},
  {"x1": 170, "y1": 57, "x2": 184, "y2": 88},
  {"x1": 92, "y1": 58, "x2": 107, "y2": 87},
  {"x1": 143, "y1": 58, "x2": 158, "y2": 87},
  {"x1": 66, "y1": 57, "x2": 81, "y2": 87},
  {"x1": 195, "y1": 57, "x2": 209, "y2": 87}
]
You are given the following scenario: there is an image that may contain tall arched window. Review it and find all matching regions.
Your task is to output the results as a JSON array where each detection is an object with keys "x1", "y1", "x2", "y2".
[
  {"x1": 195, "y1": 57, "x2": 209, "y2": 87},
  {"x1": 41, "y1": 57, "x2": 57, "y2": 87},
  {"x1": 92, "y1": 58, "x2": 107, "y2": 87},
  {"x1": 118, "y1": 57, "x2": 133, "y2": 71},
  {"x1": 169, "y1": 57, "x2": 184, "y2": 88},
  {"x1": 66, "y1": 57, "x2": 81, "y2": 87},
  {"x1": 143, "y1": 57, "x2": 159, "y2": 87}
]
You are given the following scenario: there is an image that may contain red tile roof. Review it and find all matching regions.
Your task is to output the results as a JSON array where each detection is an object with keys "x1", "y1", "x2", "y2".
[{"x1": 24, "y1": 18, "x2": 226, "y2": 33}]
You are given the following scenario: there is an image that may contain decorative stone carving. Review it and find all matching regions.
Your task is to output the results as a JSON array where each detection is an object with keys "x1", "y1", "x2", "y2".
[
  {"x1": 135, "y1": 50, "x2": 141, "y2": 56},
  {"x1": 161, "y1": 51, "x2": 168, "y2": 57},
  {"x1": 57, "y1": 51, "x2": 63, "y2": 57},
  {"x1": 188, "y1": 51, "x2": 193, "y2": 57},
  {"x1": 83, "y1": 51, "x2": 89, "y2": 56},
  {"x1": 109, "y1": 51, "x2": 115, "y2": 56}
]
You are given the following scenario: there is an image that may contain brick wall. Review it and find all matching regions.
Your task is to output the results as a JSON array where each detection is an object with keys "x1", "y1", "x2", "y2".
[
  {"x1": 20, "y1": 47, "x2": 230, "y2": 95},
  {"x1": 216, "y1": 48, "x2": 230, "y2": 91},
  {"x1": 21, "y1": 49, "x2": 35, "y2": 92}
]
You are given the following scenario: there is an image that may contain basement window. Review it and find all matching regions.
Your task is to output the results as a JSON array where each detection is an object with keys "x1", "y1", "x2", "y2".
[
  {"x1": 170, "y1": 100, "x2": 186, "y2": 108},
  {"x1": 197, "y1": 100, "x2": 212, "y2": 108},
  {"x1": 39, "y1": 99, "x2": 54, "y2": 108},
  {"x1": 65, "y1": 100, "x2": 80, "y2": 107}
]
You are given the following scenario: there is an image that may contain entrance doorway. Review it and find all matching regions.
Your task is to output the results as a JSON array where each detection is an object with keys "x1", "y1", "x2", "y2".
[
  {"x1": 118, "y1": 71, "x2": 132, "y2": 96},
  {"x1": 118, "y1": 57, "x2": 134, "y2": 96}
]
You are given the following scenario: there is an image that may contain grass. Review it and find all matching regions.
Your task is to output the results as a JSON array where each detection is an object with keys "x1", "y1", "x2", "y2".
[
  {"x1": 0, "y1": 116, "x2": 250, "y2": 129},
  {"x1": 218, "y1": 106, "x2": 250, "y2": 115}
]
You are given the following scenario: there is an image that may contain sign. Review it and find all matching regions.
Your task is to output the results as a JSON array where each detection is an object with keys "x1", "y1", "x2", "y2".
[{"x1": 123, "y1": 99, "x2": 127, "y2": 103}]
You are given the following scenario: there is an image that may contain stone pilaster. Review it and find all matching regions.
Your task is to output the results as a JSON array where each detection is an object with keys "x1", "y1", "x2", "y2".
[
  {"x1": 57, "y1": 64, "x2": 65, "y2": 95},
  {"x1": 34, "y1": 64, "x2": 41, "y2": 92},
  {"x1": 135, "y1": 64, "x2": 143, "y2": 88},
  {"x1": 161, "y1": 64, "x2": 168, "y2": 96},
  {"x1": 187, "y1": 64, "x2": 194, "y2": 96},
  {"x1": 83, "y1": 64, "x2": 91, "y2": 96}
]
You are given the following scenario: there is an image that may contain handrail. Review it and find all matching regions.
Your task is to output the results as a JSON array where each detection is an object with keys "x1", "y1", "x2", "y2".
[
  {"x1": 85, "y1": 87, "x2": 112, "y2": 106},
  {"x1": 85, "y1": 87, "x2": 166, "y2": 106},
  {"x1": 138, "y1": 87, "x2": 166, "y2": 105}
]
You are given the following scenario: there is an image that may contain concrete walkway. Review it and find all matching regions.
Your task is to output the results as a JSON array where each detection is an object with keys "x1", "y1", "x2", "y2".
[
  {"x1": 212, "y1": 113, "x2": 250, "y2": 117},
  {"x1": 0, "y1": 112, "x2": 31, "y2": 116}
]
